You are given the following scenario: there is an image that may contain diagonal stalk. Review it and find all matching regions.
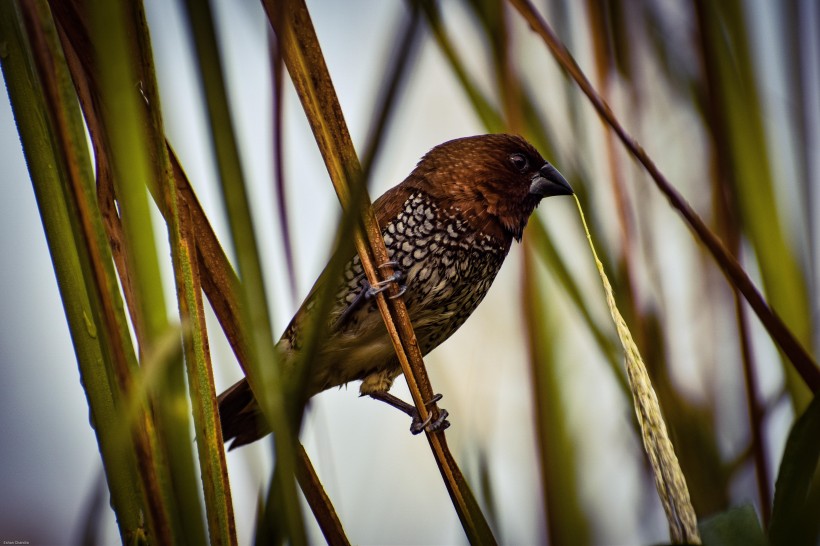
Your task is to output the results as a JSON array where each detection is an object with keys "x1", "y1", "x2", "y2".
[
  {"x1": 508, "y1": 0, "x2": 820, "y2": 392},
  {"x1": 265, "y1": 0, "x2": 496, "y2": 543}
]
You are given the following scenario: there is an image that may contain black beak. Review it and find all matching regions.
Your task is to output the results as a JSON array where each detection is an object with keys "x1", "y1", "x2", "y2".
[{"x1": 529, "y1": 163, "x2": 573, "y2": 197}]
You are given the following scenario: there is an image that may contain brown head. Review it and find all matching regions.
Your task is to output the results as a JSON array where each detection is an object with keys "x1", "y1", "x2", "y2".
[{"x1": 404, "y1": 134, "x2": 573, "y2": 242}]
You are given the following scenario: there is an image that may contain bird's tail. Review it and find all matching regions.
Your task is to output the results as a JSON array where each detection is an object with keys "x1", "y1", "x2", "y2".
[{"x1": 218, "y1": 378, "x2": 268, "y2": 449}]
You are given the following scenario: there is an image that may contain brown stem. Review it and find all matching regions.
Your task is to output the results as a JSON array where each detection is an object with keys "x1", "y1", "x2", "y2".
[
  {"x1": 294, "y1": 445, "x2": 350, "y2": 546},
  {"x1": 692, "y1": 0, "x2": 773, "y2": 521}
]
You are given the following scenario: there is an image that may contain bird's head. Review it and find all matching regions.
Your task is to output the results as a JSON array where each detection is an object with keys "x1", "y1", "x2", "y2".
[{"x1": 409, "y1": 134, "x2": 573, "y2": 242}]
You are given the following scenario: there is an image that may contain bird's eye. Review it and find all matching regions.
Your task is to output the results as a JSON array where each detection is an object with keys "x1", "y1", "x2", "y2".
[{"x1": 509, "y1": 153, "x2": 529, "y2": 172}]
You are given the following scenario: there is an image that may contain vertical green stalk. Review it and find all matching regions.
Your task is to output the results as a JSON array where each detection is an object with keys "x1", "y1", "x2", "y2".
[
  {"x1": 124, "y1": 0, "x2": 231, "y2": 543},
  {"x1": 87, "y1": 0, "x2": 165, "y2": 343},
  {"x1": 697, "y1": 0, "x2": 814, "y2": 410},
  {"x1": 85, "y1": 0, "x2": 187, "y2": 543},
  {"x1": 21, "y1": 0, "x2": 177, "y2": 541},
  {"x1": 180, "y1": 0, "x2": 306, "y2": 543},
  {"x1": 0, "y1": 2, "x2": 145, "y2": 542}
]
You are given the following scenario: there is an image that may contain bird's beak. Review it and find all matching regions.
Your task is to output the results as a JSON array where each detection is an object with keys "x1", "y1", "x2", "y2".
[{"x1": 529, "y1": 163, "x2": 573, "y2": 197}]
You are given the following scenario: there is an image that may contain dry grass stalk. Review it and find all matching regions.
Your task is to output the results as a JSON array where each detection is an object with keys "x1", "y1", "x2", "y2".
[{"x1": 575, "y1": 196, "x2": 700, "y2": 543}]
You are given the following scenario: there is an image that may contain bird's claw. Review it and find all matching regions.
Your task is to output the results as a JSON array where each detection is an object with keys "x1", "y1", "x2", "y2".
[
  {"x1": 410, "y1": 409, "x2": 450, "y2": 435},
  {"x1": 409, "y1": 393, "x2": 450, "y2": 435},
  {"x1": 334, "y1": 265, "x2": 406, "y2": 329},
  {"x1": 364, "y1": 267, "x2": 405, "y2": 299},
  {"x1": 378, "y1": 262, "x2": 407, "y2": 299},
  {"x1": 389, "y1": 284, "x2": 407, "y2": 299}
]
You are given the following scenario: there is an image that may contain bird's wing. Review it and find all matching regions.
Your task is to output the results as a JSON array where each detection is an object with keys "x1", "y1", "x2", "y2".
[
  {"x1": 373, "y1": 180, "x2": 417, "y2": 229},
  {"x1": 279, "y1": 183, "x2": 416, "y2": 345}
]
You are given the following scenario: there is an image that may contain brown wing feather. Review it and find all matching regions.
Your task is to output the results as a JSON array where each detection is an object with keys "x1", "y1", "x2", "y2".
[
  {"x1": 277, "y1": 181, "x2": 417, "y2": 339},
  {"x1": 373, "y1": 180, "x2": 417, "y2": 229}
]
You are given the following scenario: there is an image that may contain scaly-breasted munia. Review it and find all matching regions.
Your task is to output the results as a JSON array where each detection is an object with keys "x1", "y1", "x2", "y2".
[{"x1": 219, "y1": 134, "x2": 572, "y2": 448}]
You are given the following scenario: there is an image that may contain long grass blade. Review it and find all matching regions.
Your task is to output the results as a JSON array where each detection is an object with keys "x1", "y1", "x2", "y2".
[
  {"x1": 84, "y1": 3, "x2": 189, "y2": 542},
  {"x1": 12, "y1": 0, "x2": 337, "y2": 542},
  {"x1": 167, "y1": 145, "x2": 345, "y2": 544},
  {"x1": 172, "y1": 246, "x2": 238, "y2": 546},
  {"x1": 0, "y1": 3, "x2": 145, "y2": 540},
  {"x1": 180, "y1": 0, "x2": 305, "y2": 542},
  {"x1": 52, "y1": 9, "x2": 207, "y2": 541},
  {"x1": 769, "y1": 393, "x2": 820, "y2": 545},
  {"x1": 125, "y1": 0, "x2": 235, "y2": 542},
  {"x1": 16, "y1": 0, "x2": 172, "y2": 541},
  {"x1": 87, "y1": 0, "x2": 165, "y2": 351},
  {"x1": 282, "y1": 2, "x2": 421, "y2": 424},
  {"x1": 48, "y1": 0, "x2": 228, "y2": 541}
]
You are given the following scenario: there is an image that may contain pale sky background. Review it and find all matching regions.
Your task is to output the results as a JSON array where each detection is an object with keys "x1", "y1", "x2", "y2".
[{"x1": 2, "y1": 0, "x2": 815, "y2": 544}]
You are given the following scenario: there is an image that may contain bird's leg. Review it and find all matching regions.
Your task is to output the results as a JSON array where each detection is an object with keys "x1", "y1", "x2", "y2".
[
  {"x1": 334, "y1": 263, "x2": 406, "y2": 328},
  {"x1": 369, "y1": 391, "x2": 451, "y2": 435}
]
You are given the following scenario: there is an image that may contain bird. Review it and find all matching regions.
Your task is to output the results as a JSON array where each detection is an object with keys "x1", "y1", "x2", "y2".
[{"x1": 218, "y1": 133, "x2": 572, "y2": 448}]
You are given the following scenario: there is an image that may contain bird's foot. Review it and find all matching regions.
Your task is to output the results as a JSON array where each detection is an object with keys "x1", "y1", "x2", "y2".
[
  {"x1": 368, "y1": 391, "x2": 450, "y2": 435},
  {"x1": 409, "y1": 394, "x2": 450, "y2": 435},
  {"x1": 334, "y1": 264, "x2": 406, "y2": 329},
  {"x1": 365, "y1": 262, "x2": 406, "y2": 299}
]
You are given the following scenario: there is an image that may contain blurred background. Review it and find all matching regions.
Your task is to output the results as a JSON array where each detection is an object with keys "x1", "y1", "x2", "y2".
[{"x1": 1, "y1": 0, "x2": 818, "y2": 543}]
